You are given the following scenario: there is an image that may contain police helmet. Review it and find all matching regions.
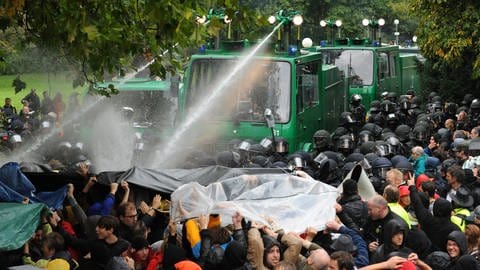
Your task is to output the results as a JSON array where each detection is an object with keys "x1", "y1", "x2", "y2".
[
  {"x1": 391, "y1": 155, "x2": 409, "y2": 167},
  {"x1": 395, "y1": 125, "x2": 411, "y2": 142},
  {"x1": 372, "y1": 157, "x2": 393, "y2": 179},
  {"x1": 425, "y1": 156, "x2": 441, "y2": 174},
  {"x1": 359, "y1": 141, "x2": 377, "y2": 155},
  {"x1": 275, "y1": 138, "x2": 289, "y2": 154},
  {"x1": 313, "y1": 130, "x2": 331, "y2": 150},
  {"x1": 471, "y1": 99, "x2": 480, "y2": 110},
  {"x1": 345, "y1": 153, "x2": 365, "y2": 163},
  {"x1": 358, "y1": 130, "x2": 373, "y2": 145}
]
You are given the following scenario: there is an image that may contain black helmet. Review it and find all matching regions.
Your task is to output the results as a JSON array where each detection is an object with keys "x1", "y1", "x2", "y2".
[
  {"x1": 385, "y1": 135, "x2": 400, "y2": 151},
  {"x1": 337, "y1": 135, "x2": 354, "y2": 155},
  {"x1": 228, "y1": 138, "x2": 242, "y2": 150},
  {"x1": 322, "y1": 150, "x2": 345, "y2": 167},
  {"x1": 365, "y1": 152, "x2": 379, "y2": 164},
  {"x1": 381, "y1": 100, "x2": 395, "y2": 113},
  {"x1": 426, "y1": 156, "x2": 441, "y2": 174},
  {"x1": 471, "y1": 98, "x2": 480, "y2": 110},
  {"x1": 351, "y1": 94, "x2": 362, "y2": 105},
  {"x1": 358, "y1": 130, "x2": 373, "y2": 145},
  {"x1": 399, "y1": 98, "x2": 411, "y2": 111},
  {"x1": 313, "y1": 129, "x2": 331, "y2": 150},
  {"x1": 216, "y1": 151, "x2": 240, "y2": 167},
  {"x1": 361, "y1": 123, "x2": 383, "y2": 139},
  {"x1": 287, "y1": 154, "x2": 307, "y2": 170},
  {"x1": 441, "y1": 158, "x2": 457, "y2": 173},
  {"x1": 381, "y1": 91, "x2": 389, "y2": 99},
  {"x1": 249, "y1": 144, "x2": 266, "y2": 155},
  {"x1": 274, "y1": 137, "x2": 289, "y2": 153},
  {"x1": 375, "y1": 140, "x2": 394, "y2": 157},
  {"x1": 251, "y1": 155, "x2": 269, "y2": 167},
  {"x1": 370, "y1": 100, "x2": 381, "y2": 109},
  {"x1": 387, "y1": 92, "x2": 397, "y2": 103},
  {"x1": 345, "y1": 153, "x2": 365, "y2": 163},
  {"x1": 259, "y1": 137, "x2": 274, "y2": 152},
  {"x1": 428, "y1": 91, "x2": 438, "y2": 101},
  {"x1": 332, "y1": 127, "x2": 349, "y2": 142},
  {"x1": 411, "y1": 96, "x2": 421, "y2": 109},
  {"x1": 342, "y1": 162, "x2": 356, "y2": 178},
  {"x1": 411, "y1": 125, "x2": 428, "y2": 142},
  {"x1": 395, "y1": 125, "x2": 411, "y2": 142},
  {"x1": 391, "y1": 155, "x2": 409, "y2": 167},
  {"x1": 464, "y1": 93, "x2": 474, "y2": 106},
  {"x1": 394, "y1": 159, "x2": 413, "y2": 173},
  {"x1": 432, "y1": 96, "x2": 442, "y2": 104},
  {"x1": 359, "y1": 141, "x2": 377, "y2": 155},
  {"x1": 432, "y1": 101, "x2": 443, "y2": 112}
]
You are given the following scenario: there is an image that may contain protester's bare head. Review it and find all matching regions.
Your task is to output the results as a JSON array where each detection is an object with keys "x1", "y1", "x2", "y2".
[
  {"x1": 307, "y1": 247, "x2": 330, "y2": 270},
  {"x1": 368, "y1": 195, "x2": 388, "y2": 220}
]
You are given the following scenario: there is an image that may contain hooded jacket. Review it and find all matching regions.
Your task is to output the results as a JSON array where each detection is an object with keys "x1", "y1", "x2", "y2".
[
  {"x1": 447, "y1": 231, "x2": 468, "y2": 259},
  {"x1": 371, "y1": 219, "x2": 412, "y2": 264},
  {"x1": 446, "y1": 231, "x2": 480, "y2": 270},
  {"x1": 409, "y1": 185, "x2": 460, "y2": 251},
  {"x1": 247, "y1": 228, "x2": 302, "y2": 270}
]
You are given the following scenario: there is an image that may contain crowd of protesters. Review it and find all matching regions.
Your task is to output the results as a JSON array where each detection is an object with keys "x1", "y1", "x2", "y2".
[
  {"x1": 0, "y1": 89, "x2": 480, "y2": 270},
  {"x1": 0, "y1": 89, "x2": 82, "y2": 145}
]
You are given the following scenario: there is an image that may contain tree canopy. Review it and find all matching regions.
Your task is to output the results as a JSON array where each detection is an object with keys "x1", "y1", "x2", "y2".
[
  {"x1": 0, "y1": 0, "x2": 263, "y2": 88},
  {"x1": 410, "y1": 0, "x2": 480, "y2": 100}
]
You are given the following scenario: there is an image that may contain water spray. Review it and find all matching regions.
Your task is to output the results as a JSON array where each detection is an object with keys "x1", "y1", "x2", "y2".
[{"x1": 155, "y1": 22, "x2": 285, "y2": 167}]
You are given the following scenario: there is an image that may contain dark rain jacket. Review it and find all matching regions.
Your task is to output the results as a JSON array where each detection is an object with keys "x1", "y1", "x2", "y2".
[
  {"x1": 409, "y1": 185, "x2": 460, "y2": 252},
  {"x1": 370, "y1": 219, "x2": 412, "y2": 264},
  {"x1": 338, "y1": 194, "x2": 369, "y2": 229},
  {"x1": 446, "y1": 230, "x2": 480, "y2": 270}
]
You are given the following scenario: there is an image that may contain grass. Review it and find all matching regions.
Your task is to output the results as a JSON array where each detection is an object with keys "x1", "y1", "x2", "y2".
[{"x1": 0, "y1": 73, "x2": 88, "y2": 109}]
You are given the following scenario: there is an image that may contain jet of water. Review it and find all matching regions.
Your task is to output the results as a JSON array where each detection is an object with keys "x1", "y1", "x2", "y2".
[
  {"x1": 155, "y1": 22, "x2": 285, "y2": 167},
  {"x1": 10, "y1": 58, "x2": 159, "y2": 164}
]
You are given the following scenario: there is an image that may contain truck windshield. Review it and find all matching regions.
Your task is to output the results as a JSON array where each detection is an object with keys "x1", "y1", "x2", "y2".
[
  {"x1": 102, "y1": 90, "x2": 175, "y2": 127},
  {"x1": 187, "y1": 59, "x2": 291, "y2": 123},
  {"x1": 323, "y1": 50, "x2": 373, "y2": 86}
]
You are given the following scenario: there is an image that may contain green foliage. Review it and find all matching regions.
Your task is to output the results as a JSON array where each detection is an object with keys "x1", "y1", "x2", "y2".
[
  {"x1": 0, "y1": 0, "x2": 246, "y2": 89},
  {"x1": 409, "y1": 0, "x2": 480, "y2": 101},
  {"x1": 410, "y1": 0, "x2": 480, "y2": 78}
]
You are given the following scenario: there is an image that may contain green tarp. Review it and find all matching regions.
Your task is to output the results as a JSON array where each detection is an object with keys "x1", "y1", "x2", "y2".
[{"x1": 0, "y1": 203, "x2": 45, "y2": 251}]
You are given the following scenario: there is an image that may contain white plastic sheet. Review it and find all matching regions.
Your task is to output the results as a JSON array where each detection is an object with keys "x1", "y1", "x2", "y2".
[
  {"x1": 170, "y1": 174, "x2": 338, "y2": 233},
  {"x1": 337, "y1": 164, "x2": 376, "y2": 200}
]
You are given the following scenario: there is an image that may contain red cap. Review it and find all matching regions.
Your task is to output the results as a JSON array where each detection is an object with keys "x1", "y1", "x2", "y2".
[
  {"x1": 399, "y1": 186, "x2": 410, "y2": 197},
  {"x1": 416, "y1": 174, "x2": 432, "y2": 190},
  {"x1": 399, "y1": 261, "x2": 416, "y2": 270}
]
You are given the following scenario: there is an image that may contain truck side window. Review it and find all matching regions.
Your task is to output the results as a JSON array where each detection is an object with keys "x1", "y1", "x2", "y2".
[
  {"x1": 297, "y1": 62, "x2": 319, "y2": 112},
  {"x1": 378, "y1": 52, "x2": 389, "y2": 80}
]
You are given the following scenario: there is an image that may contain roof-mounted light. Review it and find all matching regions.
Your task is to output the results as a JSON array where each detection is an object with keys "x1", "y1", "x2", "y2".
[
  {"x1": 362, "y1": 18, "x2": 369, "y2": 26},
  {"x1": 292, "y1": 14, "x2": 303, "y2": 26},
  {"x1": 378, "y1": 18, "x2": 385, "y2": 26},
  {"x1": 302, "y1": 37, "x2": 313, "y2": 48},
  {"x1": 196, "y1": 15, "x2": 207, "y2": 24},
  {"x1": 288, "y1": 45, "x2": 298, "y2": 56},
  {"x1": 224, "y1": 15, "x2": 232, "y2": 24},
  {"x1": 268, "y1": 15, "x2": 277, "y2": 25}
]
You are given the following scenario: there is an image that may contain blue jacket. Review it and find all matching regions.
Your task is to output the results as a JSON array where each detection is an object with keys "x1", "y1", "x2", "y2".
[
  {"x1": 339, "y1": 225, "x2": 369, "y2": 268},
  {"x1": 410, "y1": 154, "x2": 428, "y2": 178}
]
